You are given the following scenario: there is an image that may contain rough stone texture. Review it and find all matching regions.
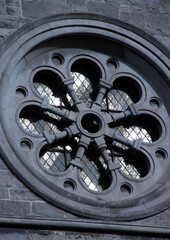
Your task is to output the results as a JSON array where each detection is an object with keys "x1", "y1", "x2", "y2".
[
  {"x1": 0, "y1": 199, "x2": 30, "y2": 217},
  {"x1": 0, "y1": 0, "x2": 169, "y2": 48},
  {"x1": 0, "y1": 0, "x2": 169, "y2": 239},
  {"x1": 31, "y1": 202, "x2": 65, "y2": 218},
  {"x1": 0, "y1": 229, "x2": 27, "y2": 240},
  {"x1": 0, "y1": 229, "x2": 169, "y2": 240}
]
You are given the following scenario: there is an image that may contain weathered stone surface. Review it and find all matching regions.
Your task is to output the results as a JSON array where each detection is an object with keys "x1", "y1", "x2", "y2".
[
  {"x1": 87, "y1": 2, "x2": 118, "y2": 17},
  {"x1": 145, "y1": 13, "x2": 170, "y2": 35},
  {"x1": 0, "y1": 19, "x2": 19, "y2": 29},
  {"x1": 32, "y1": 201, "x2": 65, "y2": 218},
  {"x1": 6, "y1": 6, "x2": 21, "y2": 16},
  {"x1": 22, "y1": 1, "x2": 68, "y2": 18},
  {"x1": 161, "y1": 36, "x2": 170, "y2": 48},
  {"x1": 119, "y1": 11, "x2": 145, "y2": 29},
  {"x1": 6, "y1": 0, "x2": 21, "y2": 7},
  {"x1": 134, "y1": 208, "x2": 170, "y2": 227},
  {"x1": 0, "y1": 0, "x2": 168, "y2": 48},
  {"x1": 67, "y1": 0, "x2": 88, "y2": 13},
  {"x1": 0, "y1": 158, "x2": 8, "y2": 170},
  {"x1": 52, "y1": 232, "x2": 66, "y2": 240},
  {"x1": 0, "y1": 27, "x2": 15, "y2": 37},
  {"x1": 22, "y1": 1, "x2": 50, "y2": 19},
  {"x1": 0, "y1": 229, "x2": 169, "y2": 240},
  {"x1": 0, "y1": 200, "x2": 30, "y2": 216},
  {"x1": 10, "y1": 188, "x2": 40, "y2": 201},
  {"x1": 67, "y1": 0, "x2": 86, "y2": 6},
  {"x1": 0, "y1": 170, "x2": 24, "y2": 188},
  {"x1": 28, "y1": 230, "x2": 53, "y2": 240},
  {"x1": 0, "y1": 0, "x2": 6, "y2": 15},
  {"x1": 0, "y1": 188, "x2": 9, "y2": 200},
  {"x1": 0, "y1": 229, "x2": 27, "y2": 240}
]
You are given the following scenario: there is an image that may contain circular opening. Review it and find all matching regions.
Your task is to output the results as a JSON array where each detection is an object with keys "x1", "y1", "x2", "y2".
[
  {"x1": 16, "y1": 87, "x2": 27, "y2": 98},
  {"x1": 155, "y1": 149, "x2": 167, "y2": 160},
  {"x1": 52, "y1": 54, "x2": 64, "y2": 65},
  {"x1": 71, "y1": 71, "x2": 93, "y2": 107},
  {"x1": 71, "y1": 58, "x2": 102, "y2": 81},
  {"x1": 81, "y1": 113, "x2": 102, "y2": 133},
  {"x1": 149, "y1": 98, "x2": 161, "y2": 110},
  {"x1": 120, "y1": 184, "x2": 132, "y2": 195},
  {"x1": 33, "y1": 70, "x2": 71, "y2": 107},
  {"x1": 71, "y1": 58, "x2": 102, "y2": 107},
  {"x1": 80, "y1": 152, "x2": 112, "y2": 192},
  {"x1": 19, "y1": 105, "x2": 60, "y2": 135},
  {"x1": 39, "y1": 145, "x2": 72, "y2": 173},
  {"x1": 113, "y1": 77, "x2": 142, "y2": 104},
  {"x1": 120, "y1": 114, "x2": 162, "y2": 143},
  {"x1": 107, "y1": 58, "x2": 118, "y2": 69},
  {"x1": 64, "y1": 180, "x2": 76, "y2": 191},
  {"x1": 102, "y1": 89, "x2": 132, "y2": 111},
  {"x1": 114, "y1": 149, "x2": 151, "y2": 179},
  {"x1": 20, "y1": 139, "x2": 32, "y2": 151}
]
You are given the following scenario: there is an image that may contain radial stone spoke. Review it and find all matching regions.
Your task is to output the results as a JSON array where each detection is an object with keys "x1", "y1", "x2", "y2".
[
  {"x1": 70, "y1": 136, "x2": 91, "y2": 169},
  {"x1": 63, "y1": 77, "x2": 86, "y2": 111},
  {"x1": 41, "y1": 97, "x2": 76, "y2": 121},
  {"x1": 108, "y1": 103, "x2": 139, "y2": 124},
  {"x1": 43, "y1": 128, "x2": 72, "y2": 144},
  {"x1": 94, "y1": 136, "x2": 121, "y2": 172},
  {"x1": 94, "y1": 87, "x2": 107, "y2": 109},
  {"x1": 114, "y1": 133, "x2": 142, "y2": 151},
  {"x1": 93, "y1": 80, "x2": 113, "y2": 109},
  {"x1": 101, "y1": 148, "x2": 121, "y2": 172}
]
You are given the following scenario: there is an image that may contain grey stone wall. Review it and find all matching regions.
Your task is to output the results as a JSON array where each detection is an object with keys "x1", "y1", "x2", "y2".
[
  {"x1": 0, "y1": 229, "x2": 169, "y2": 240},
  {"x1": 0, "y1": 0, "x2": 170, "y2": 239},
  {"x1": 0, "y1": 0, "x2": 170, "y2": 49}
]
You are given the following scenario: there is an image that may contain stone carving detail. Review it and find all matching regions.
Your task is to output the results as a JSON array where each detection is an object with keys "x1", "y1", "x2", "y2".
[{"x1": 0, "y1": 14, "x2": 169, "y2": 221}]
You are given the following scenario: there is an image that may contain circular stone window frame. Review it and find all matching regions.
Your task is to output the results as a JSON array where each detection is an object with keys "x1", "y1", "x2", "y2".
[{"x1": 0, "y1": 13, "x2": 169, "y2": 221}]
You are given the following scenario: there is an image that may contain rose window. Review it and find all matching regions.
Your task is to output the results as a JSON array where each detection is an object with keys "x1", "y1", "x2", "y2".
[{"x1": 0, "y1": 14, "x2": 169, "y2": 220}]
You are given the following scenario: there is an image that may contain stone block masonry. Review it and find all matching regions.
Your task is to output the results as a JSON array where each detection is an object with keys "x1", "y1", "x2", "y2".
[{"x1": 0, "y1": 0, "x2": 169, "y2": 48}]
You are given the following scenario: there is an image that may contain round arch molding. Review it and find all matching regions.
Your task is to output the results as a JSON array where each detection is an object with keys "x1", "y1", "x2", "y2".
[{"x1": 0, "y1": 13, "x2": 169, "y2": 221}]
